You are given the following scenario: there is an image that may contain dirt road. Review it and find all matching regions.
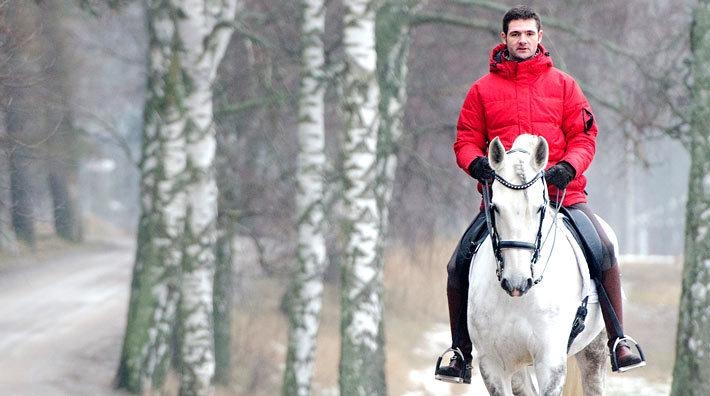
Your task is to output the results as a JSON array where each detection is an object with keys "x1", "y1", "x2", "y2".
[{"x1": 0, "y1": 241, "x2": 134, "y2": 396}]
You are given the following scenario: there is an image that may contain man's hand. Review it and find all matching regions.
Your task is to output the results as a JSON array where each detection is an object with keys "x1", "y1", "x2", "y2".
[
  {"x1": 545, "y1": 161, "x2": 576, "y2": 189},
  {"x1": 468, "y1": 157, "x2": 495, "y2": 182}
]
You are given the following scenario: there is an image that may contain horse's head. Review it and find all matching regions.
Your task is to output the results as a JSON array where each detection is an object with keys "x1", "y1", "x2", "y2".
[{"x1": 487, "y1": 134, "x2": 549, "y2": 297}]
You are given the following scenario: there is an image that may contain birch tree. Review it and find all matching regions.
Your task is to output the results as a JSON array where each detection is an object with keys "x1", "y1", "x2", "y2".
[
  {"x1": 339, "y1": 0, "x2": 385, "y2": 394},
  {"x1": 115, "y1": 1, "x2": 237, "y2": 395},
  {"x1": 671, "y1": 1, "x2": 710, "y2": 394},
  {"x1": 375, "y1": 0, "x2": 419, "y2": 247},
  {"x1": 282, "y1": 0, "x2": 328, "y2": 395}
]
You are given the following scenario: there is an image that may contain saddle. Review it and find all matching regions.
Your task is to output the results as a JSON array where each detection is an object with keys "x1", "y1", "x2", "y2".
[
  {"x1": 460, "y1": 206, "x2": 604, "y2": 277},
  {"x1": 558, "y1": 207, "x2": 604, "y2": 280},
  {"x1": 459, "y1": 206, "x2": 605, "y2": 351}
]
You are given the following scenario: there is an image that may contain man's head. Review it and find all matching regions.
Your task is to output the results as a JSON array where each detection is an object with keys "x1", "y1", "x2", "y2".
[{"x1": 501, "y1": 5, "x2": 543, "y2": 61}]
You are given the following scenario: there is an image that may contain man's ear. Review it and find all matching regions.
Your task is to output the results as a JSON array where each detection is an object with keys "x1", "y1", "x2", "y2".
[
  {"x1": 538, "y1": 29, "x2": 543, "y2": 42},
  {"x1": 500, "y1": 31, "x2": 506, "y2": 43}
]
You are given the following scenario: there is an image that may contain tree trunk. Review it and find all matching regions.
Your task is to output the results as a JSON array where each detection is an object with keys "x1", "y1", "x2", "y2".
[
  {"x1": 213, "y1": 220, "x2": 234, "y2": 385},
  {"x1": 375, "y1": 0, "x2": 418, "y2": 245},
  {"x1": 7, "y1": 141, "x2": 35, "y2": 247},
  {"x1": 282, "y1": 0, "x2": 328, "y2": 395},
  {"x1": 212, "y1": 89, "x2": 241, "y2": 385},
  {"x1": 670, "y1": 1, "x2": 710, "y2": 394},
  {"x1": 339, "y1": 1, "x2": 386, "y2": 395},
  {"x1": 38, "y1": 0, "x2": 83, "y2": 243},
  {"x1": 116, "y1": 1, "x2": 237, "y2": 395},
  {"x1": 48, "y1": 167, "x2": 82, "y2": 242},
  {"x1": 0, "y1": 136, "x2": 18, "y2": 252},
  {"x1": 4, "y1": 3, "x2": 41, "y2": 248}
]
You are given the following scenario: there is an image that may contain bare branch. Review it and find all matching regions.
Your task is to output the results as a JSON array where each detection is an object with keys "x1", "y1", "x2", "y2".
[{"x1": 410, "y1": 11, "x2": 499, "y2": 35}]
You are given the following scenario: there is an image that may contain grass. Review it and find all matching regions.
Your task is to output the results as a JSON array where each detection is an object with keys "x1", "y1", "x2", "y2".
[
  {"x1": 219, "y1": 240, "x2": 680, "y2": 395},
  {"x1": 2, "y1": 227, "x2": 679, "y2": 395},
  {"x1": 3, "y1": 225, "x2": 678, "y2": 395},
  {"x1": 614, "y1": 257, "x2": 682, "y2": 383},
  {"x1": 220, "y1": 238, "x2": 455, "y2": 395}
]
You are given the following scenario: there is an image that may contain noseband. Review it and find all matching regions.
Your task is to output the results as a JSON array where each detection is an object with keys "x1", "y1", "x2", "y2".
[{"x1": 482, "y1": 150, "x2": 548, "y2": 283}]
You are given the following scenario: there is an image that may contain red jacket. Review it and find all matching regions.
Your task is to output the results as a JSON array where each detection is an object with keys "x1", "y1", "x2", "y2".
[{"x1": 454, "y1": 43, "x2": 597, "y2": 206}]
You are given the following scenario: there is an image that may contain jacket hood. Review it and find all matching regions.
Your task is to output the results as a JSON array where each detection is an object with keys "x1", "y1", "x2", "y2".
[{"x1": 488, "y1": 43, "x2": 553, "y2": 78}]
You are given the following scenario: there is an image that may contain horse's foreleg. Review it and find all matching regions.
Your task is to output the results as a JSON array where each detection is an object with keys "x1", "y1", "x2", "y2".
[
  {"x1": 479, "y1": 357, "x2": 513, "y2": 396},
  {"x1": 575, "y1": 331, "x2": 607, "y2": 396},
  {"x1": 533, "y1": 357, "x2": 567, "y2": 396},
  {"x1": 511, "y1": 367, "x2": 536, "y2": 396}
]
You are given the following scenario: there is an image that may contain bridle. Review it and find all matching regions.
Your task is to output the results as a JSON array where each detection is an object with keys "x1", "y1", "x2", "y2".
[{"x1": 482, "y1": 149, "x2": 548, "y2": 283}]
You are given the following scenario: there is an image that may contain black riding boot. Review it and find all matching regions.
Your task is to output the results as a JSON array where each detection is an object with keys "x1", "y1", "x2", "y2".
[
  {"x1": 434, "y1": 277, "x2": 472, "y2": 383},
  {"x1": 434, "y1": 213, "x2": 486, "y2": 384},
  {"x1": 600, "y1": 265, "x2": 646, "y2": 372}
]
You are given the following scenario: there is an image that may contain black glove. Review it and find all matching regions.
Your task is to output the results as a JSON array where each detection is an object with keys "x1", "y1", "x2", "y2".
[
  {"x1": 545, "y1": 161, "x2": 576, "y2": 189},
  {"x1": 468, "y1": 157, "x2": 495, "y2": 182}
]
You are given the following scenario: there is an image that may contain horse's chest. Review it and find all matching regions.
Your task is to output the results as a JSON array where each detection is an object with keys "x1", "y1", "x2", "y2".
[{"x1": 470, "y1": 295, "x2": 557, "y2": 359}]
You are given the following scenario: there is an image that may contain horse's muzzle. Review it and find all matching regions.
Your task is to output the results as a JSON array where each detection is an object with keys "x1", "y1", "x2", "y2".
[{"x1": 501, "y1": 277, "x2": 533, "y2": 297}]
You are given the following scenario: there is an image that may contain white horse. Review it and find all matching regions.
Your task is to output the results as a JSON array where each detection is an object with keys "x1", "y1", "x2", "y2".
[{"x1": 469, "y1": 134, "x2": 609, "y2": 395}]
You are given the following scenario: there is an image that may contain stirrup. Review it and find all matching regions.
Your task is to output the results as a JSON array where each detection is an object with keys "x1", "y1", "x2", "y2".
[
  {"x1": 434, "y1": 347, "x2": 469, "y2": 384},
  {"x1": 611, "y1": 336, "x2": 647, "y2": 372}
]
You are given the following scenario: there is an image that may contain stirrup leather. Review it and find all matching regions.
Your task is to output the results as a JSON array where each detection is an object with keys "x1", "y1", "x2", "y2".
[
  {"x1": 434, "y1": 347, "x2": 470, "y2": 384},
  {"x1": 611, "y1": 336, "x2": 647, "y2": 372}
]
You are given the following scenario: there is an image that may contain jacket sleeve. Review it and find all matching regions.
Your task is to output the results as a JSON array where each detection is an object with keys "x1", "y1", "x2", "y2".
[
  {"x1": 560, "y1": 78, "x2": 597, "y2": 176},
  {"x1": 454, "y1": 84, "x2": 487, "y2": 175}
]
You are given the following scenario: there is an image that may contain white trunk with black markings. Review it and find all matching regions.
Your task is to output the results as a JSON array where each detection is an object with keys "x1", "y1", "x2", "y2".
[
  {"x1": 116, "y1": 1, "x2": 237, "y2": 395},
  {"x1": 283, "y1": 0, "x2": 328, "y2": 395},
  {"x1": 375, "y1": 0, "x2": 418, "y2": 243},
  {"x1": 339, "y1": 0, "x2": 386, "y2": 395}
]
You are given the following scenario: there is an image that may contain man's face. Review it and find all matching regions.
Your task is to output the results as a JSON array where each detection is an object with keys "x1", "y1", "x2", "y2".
[{"x1": 501, "y1": 19, "x2": 542, "y2": 61}]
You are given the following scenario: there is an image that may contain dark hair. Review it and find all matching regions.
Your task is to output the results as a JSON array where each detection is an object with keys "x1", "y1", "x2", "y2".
[{"x1": 502, "y1": 5, "x2": 541, "y2": 34}]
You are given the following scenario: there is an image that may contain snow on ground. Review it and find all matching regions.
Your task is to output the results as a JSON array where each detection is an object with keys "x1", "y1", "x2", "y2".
[
  {"x1": 408, "y1": 324, "x2": 671, "y2": 396},
  {"x1": 0, "y1": 241, "x2": 134, "y2": 396},
  {"x1": 405, "y1": 324, "x2": 488, "y2": 395}
]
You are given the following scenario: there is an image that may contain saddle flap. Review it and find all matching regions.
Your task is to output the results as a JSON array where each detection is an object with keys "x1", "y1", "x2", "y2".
[{"x1": 560, "y1": 207, "x2": 604, "y2": 280}]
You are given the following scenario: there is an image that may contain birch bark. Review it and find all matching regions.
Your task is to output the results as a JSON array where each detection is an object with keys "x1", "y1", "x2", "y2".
[
  {"x1": 116, "y1": 1, "x2": 237, "y2": 395},
  {"x1": 339, "y1": 1, "x2": 385, "y2": 394},
  {"x1": 671, "y1": 1, "x2": 710, "y2": 394},
  {"x1": 282, "y1": 0, "x2": 328, "y2": 395},
  {"x1": 375, "y1": 0, "x2": 418, "y2": 244}
]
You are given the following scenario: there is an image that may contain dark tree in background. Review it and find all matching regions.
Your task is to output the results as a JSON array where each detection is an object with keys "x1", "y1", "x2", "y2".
[
  {"x1": 38, "y1": 0, "x2": 83, "y2": 243},
  {"x1": 671, "y1": 1, "x2": 710, "y2": 394}
]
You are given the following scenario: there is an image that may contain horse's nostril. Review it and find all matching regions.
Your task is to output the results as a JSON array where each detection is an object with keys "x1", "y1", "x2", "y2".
[
  {"x1": 501, "y1": 279, "x2": 510, "y2": 292},
  {"x1": 526, "y1": 278, "x2": 533, "y2": 288}
]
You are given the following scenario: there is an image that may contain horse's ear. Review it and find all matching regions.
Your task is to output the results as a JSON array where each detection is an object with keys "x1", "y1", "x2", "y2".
[
  {"x1": 488, "y1": 137, "x2": 506, "y2": 171},
  {"x1": 531, "y1": 136, "x2": 549, "y2": 172}
]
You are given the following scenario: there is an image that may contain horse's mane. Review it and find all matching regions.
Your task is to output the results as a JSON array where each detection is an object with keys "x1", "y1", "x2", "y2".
[{"x1": 510, "y1": 134, "x2": 542, "y2": 198}]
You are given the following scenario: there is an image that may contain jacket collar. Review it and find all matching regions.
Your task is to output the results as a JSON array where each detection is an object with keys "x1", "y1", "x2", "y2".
[{"x1": 488, "y1": 43, "x2": 553, "y2": 78}]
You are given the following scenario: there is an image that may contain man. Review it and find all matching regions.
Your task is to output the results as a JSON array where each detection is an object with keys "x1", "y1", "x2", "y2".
[{"x1": 435, "y1": 5, "x2": 645, "y2": 384}]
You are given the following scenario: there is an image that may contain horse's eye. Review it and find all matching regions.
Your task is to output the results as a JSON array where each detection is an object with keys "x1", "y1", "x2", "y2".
[{"x1": 492, "y1": 205, "x2": 500, "y2": 214}]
